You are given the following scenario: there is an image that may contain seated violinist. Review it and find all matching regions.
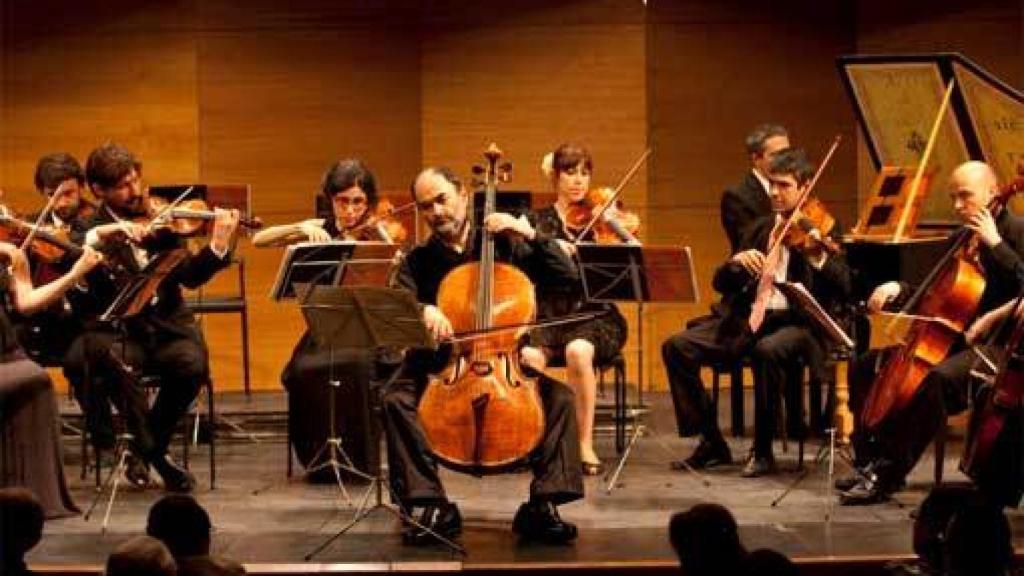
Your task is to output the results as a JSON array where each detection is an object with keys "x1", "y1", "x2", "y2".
[
  {"x1": 1, "y1": 240, "x2": 103, "y2": 517},
  {"x1": 386, "y1": 166, "x2": 583, "y2": 545},
  {"x1": 520, "y1": 143, "x2": 629, "y2": 475},
  {"x1": 254, "y1": 159, "x2": 393, "y2": 480},
  {"x1": 661, "y1": 148, "x2": 851, "y2": 477},
  {"x1": 74, "y1": 143, "x2": 241, "y2": 493},
  {"x1": 840, "y1": 161, "x2": 1024, "y2": 505},
  {"x1": 253, "y1": 159, "x2": 402, "y2": 246},
  {"x1": 13, "y1": 153, "x2": 107, "y2": 441}
]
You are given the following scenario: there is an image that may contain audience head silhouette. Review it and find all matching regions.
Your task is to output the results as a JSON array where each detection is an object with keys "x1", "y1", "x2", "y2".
[
  {"x1": 943, "y1": 494, "x2": 1013, "y2": 576},
  {"x1": 668, "y1": 503, "x2": 746, "y2": 576},
  {"x1": 0, "y1": 488, "x2": 44, "y2": 573},
  {"x1": 146, "y1": 495, "x2": 213, "y2": 558},
  {"x1": 742, "y1": 548, "x2": 798, "y2": 575},
  {"x1": 105, "y1": 535, "x2": 176, "y2": 576}
]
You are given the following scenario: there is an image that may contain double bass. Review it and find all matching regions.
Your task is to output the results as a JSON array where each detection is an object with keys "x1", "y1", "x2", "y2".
[
  {"x1": 416, "y1": 144, "x2": 545, "y2": 471},
  {"x1": 860, "y1": 173, "x2": 1024, "y2": 430}
]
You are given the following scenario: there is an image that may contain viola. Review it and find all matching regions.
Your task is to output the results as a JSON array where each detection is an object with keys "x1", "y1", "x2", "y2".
[
  {"x1": 783, "y1": 196, "x2": 843, "y2": 256},
  {"x1": 564, "y1": 186, "x2": 641, "y2": 244},
  {"x1": 145, "y1": 196, "x2": 263, "y2": 237},
  {"x1": 344, "y1": 199, "x2": 411, "y2": 244},
  {"x1": 416, "y1": 143, "x2": 545, "y2": 472}
]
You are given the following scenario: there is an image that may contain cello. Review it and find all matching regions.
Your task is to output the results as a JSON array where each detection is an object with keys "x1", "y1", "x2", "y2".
[
  {"x1": 961, "y1": 295, "x2": 1024, "y2": 505},
  {"x1": 860, "y1": 171, "x2": 1024, "y2": 430},
  {"x1": 416, "y1": 144, "x2": 546, "y2": 472}
]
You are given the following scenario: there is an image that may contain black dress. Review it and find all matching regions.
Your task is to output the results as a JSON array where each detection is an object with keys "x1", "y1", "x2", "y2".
[
  {"x1": 526, "y1": 205, "x2": 627, "y2": 366},
  {"x1": 0, "y1": 271, "x2": 79, "y2": 518},
  {"x1": 280, "y1": 220, "x2": 381, "y2": 481}
]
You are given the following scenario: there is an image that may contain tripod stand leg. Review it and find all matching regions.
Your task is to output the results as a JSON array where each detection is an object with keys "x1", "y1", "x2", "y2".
[{"x1": 604, "y1": 423, "x2": 643, "y2": 493}]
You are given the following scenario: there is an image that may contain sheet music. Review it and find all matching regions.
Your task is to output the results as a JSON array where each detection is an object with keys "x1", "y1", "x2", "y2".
[{"x1": 775, "y1": 281, "x2": 853, "y2": 349}]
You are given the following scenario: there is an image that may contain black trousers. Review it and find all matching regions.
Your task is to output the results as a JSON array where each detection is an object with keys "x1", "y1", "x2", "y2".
[
  {"x1": 73, "y1": 327, "x2": 206, "y2": 459},
  {"x1": 662, "y1": 312, "x2": 826, "y2": 456},
  {"x1": 852, "y1": 345, "x2": 992, "y2": 482},
  {"x1": 381, "y1": 352, "x2": 584, "y2": 508}
]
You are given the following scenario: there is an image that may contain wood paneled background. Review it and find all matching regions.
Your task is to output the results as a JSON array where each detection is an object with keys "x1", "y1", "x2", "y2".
[{"x1": 1, "y1": 0, "x2": 1021, "y2": 393}]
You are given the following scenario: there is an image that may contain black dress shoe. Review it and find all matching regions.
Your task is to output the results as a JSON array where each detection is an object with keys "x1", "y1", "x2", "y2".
[
  {"x1": 671, "y1": 439, "x2": 732, "y2": 471},
  {"x1": 123, "y1": 452, "x2": 150, "y2": 488},
  {"x1": 512, "y1": 500, "x2": 578, "y2": 545},
  {"x1": 839, "y1": 475, "x2": 893, "y2": 506},
  {"x1": 740, "y1": 454, "x2": 776, "y2": 478},
  {"x1": 402, "y1": 502, "x2": 462, "y2": 546},
  {"x1": 150, "y1": 454, "x2": 196, "y2": 493}
]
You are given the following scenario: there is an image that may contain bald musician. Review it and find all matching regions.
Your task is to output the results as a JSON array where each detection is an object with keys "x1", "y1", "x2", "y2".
[{"x1": 841, "y1": 161, "x2": 1024, "y2": 505}]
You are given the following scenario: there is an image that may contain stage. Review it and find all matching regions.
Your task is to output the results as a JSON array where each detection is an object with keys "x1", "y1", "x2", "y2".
[{"x1": 31, "y1": 390, "x2": 1024, "y2": 575}]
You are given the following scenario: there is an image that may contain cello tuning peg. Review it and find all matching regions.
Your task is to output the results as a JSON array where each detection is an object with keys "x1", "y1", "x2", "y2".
[{"x1": 471, "y1": 165, "x2": 485, "y2": 176}]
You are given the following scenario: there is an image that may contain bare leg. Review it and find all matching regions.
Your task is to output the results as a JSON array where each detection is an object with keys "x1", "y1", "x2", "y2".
[
  {"x1": 519, "y1": 346, "x2": 549, "y2": 373},
  {"x1": 565, "y1": 339, "x2": 599, "y2": 466}
]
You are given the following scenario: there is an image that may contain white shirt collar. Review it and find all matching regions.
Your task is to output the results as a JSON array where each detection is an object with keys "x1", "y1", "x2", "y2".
[{"x1": 752, "y1": 169, "x2": 771, "y2": 198}]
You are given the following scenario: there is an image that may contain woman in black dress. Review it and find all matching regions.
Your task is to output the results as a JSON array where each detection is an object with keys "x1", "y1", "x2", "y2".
[
  {"x1": 521, "y1": 144, "x2": 628, "y2": 474},
  {"x1": 1, "y1": 240, "x2": 103, "y2": 517},
  {"x1": 253, "y1": 159, "x2": 393, "y2": 481}
]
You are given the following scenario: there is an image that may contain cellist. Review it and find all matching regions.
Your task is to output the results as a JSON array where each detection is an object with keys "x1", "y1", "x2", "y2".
[
  {"x1": 841, "y1": 161, "x2": 1024, "y2": 505},
  {"x1": 386, "y1": 167, "x2": 583, "y2": 546}
]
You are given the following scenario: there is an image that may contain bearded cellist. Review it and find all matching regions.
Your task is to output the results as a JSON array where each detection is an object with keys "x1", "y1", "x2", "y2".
[
  {"x1": 840, "y1": 161, "x2": 1024, "y2": 505},
  {"x1": 385, "y1": 167, "x2": 583, "y2": 546}
]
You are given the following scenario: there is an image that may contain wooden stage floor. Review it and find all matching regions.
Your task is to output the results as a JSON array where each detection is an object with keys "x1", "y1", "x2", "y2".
[{"x1": 30, "y1": 390, "x2": 1024, "y2": 573}]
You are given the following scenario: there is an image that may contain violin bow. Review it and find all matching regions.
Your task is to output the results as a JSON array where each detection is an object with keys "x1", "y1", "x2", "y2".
[
  {"x1": 143, "y1": 185, "x2": 195, "y2": 235},
  {"x1": 893, "y1": 79, "x2": 955, "y2": 242},
  {"x1": 574, "y1": 148, "x2": 651, "y2": 244},
  {"x1": 19, "y1": 179, "x2": 69, "y2": 253}
]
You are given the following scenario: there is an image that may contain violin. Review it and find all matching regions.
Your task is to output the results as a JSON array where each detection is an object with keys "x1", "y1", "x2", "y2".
[
  {"x1": 344, "y1": 198, "x2": 411, "y2": 243},
  {"x1": 0, "y1": 205, "x2": 83, "y2": 264},
  {"x1": 416, "y1": 143, "x2": 545, "y2": 472},
  {"x1": 145, "y1": 196, "x2": 263, "y2": 237},
  {"x1": 564, "y1": 186, "x2": 641, "y2": 244},
  {"x1": 782, "y1": 196, "x2": 843, "y2": 256}
]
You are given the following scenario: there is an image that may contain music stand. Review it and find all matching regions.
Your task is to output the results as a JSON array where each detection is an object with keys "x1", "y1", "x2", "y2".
[
  {"x1": 85, "y1": 249, "x2": 189, "y2": 532},
  {"x1": 768, "y1": 281, "x2": 857, "y2": 519},
  {"x1": 300, "y1": 286, "x2": 464, "y2": 558},
  {"x1": 575, "y1": 244, "x2": 701, "y2": 493},
  {"x1": 270, "y1": 241, "x2": 357, "y2": 300}
]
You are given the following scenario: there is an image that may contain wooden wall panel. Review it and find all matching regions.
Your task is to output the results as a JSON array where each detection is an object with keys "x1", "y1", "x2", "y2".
[
  {"x1": 195, "y1": 1, "x2": 421, "y2": 391},
  {"x1": 1, "y1": 0, "x2": 199, "y2": 207},
  {"x1": 420, "y1": 0, "x2": 649, "y2": 384}
]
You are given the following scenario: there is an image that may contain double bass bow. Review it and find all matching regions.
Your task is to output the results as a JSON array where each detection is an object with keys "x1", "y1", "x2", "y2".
[{"x1": 416, "y1": 144, "x2": 546, "y2": 472}]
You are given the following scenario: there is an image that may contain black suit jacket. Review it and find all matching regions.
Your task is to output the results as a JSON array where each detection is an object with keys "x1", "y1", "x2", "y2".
[
  {"x1": 75, "y1": 205, "x2": 230, "y2": 339},
  {"x1": 720, "y1": 171, "x2": 772, "y2": 254},
  {"x1": 710, "y1": 212, "x2": 852, "y2": 351}
]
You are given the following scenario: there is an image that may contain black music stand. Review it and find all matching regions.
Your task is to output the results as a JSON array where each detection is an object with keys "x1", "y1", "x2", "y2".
[
  {"x1": 299, "y1": 286, "x2": 464, "y2": 558},
  {"x1": 575, "y1": 244, "x2": 701, "y2": 493},
  {"x1": 263, "y1": 241, "x2": 378, "y2": 503},
  {"x1": 768, "y1": 281, "x2": 857, "y2": 518},
  {"x1": 84, "y1": 249, "x2": 189, "y2": 532}
]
